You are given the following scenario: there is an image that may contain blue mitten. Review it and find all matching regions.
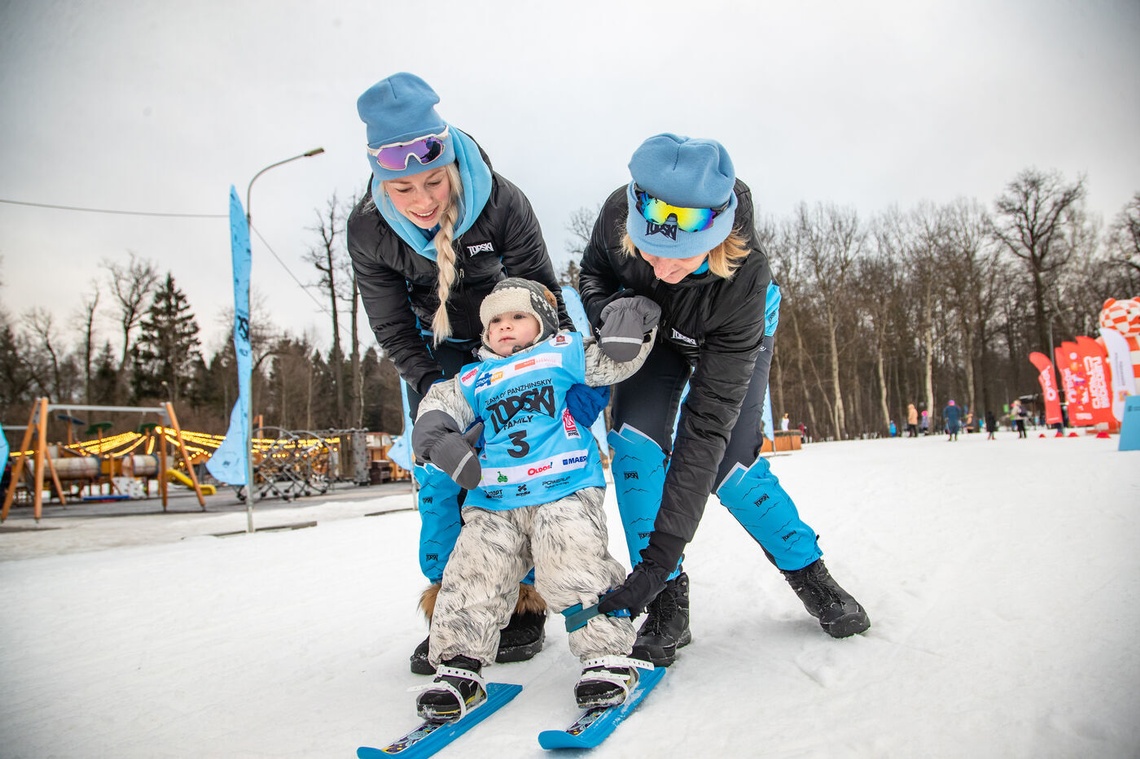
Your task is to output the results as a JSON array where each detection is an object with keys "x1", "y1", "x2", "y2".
[{"x1": 566, "y1": 384, "x2": 610, "y2": 428}]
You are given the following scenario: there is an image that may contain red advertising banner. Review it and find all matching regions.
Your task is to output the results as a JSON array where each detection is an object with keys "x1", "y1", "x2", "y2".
[
  {"x1": 1075, "y1": 336, "x2": 1115, "y2": 427},
  {"x1": 1055, "y1": 342, "x2": 1094, "y2": 426},
  {"x1": 1028, "y1": 352, "x2": 1063, "y2": 425}
]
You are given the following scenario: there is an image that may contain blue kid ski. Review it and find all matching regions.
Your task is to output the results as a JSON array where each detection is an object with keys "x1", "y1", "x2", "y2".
[
  {"x1": 537, "y1": 667, "x2": 666, "y2": 750},
  {"x1": 357, "y1": 682, "x2": 522, "y2": 758}
]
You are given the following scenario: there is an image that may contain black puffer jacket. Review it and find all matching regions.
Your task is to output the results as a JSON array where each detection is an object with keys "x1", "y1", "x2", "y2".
[
  {"x1": 578, "y1": 179, "x2": 772, "y2": 545},
  {"x1": 348, "y1": 168, "x2": 568, "y2": 395}
]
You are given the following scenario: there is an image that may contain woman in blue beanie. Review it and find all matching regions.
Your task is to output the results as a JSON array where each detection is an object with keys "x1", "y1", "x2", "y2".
[
  {"x1": 347, "y1": 72, "x2": 569, "y2": 674},
  {"x1": 580, "y1": 134, "x2": 871, "y2": 665}
]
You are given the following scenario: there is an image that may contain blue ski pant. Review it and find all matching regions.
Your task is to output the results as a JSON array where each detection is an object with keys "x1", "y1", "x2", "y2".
[
  {"x1": 406, "y1": 340, "x2": 478, "y2": 585},
  {"x1": 608, "y1": 334, "x2": 822, "y2": 573}
]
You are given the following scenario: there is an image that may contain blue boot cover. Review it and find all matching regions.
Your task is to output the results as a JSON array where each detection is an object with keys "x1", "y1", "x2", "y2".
[
  {"x1": 414, "y1": 462, "x2": 464, "y2": 584},
  {"x1": 715, "y1": 457, "x2": 822, "y2": 571},
  {"x1": 608, "y1": 424, "x2": 679, "y2": 579}
]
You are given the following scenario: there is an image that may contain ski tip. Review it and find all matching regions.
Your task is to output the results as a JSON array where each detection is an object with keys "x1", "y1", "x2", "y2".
[{"x1": 486, "y1": 681, "x2": 524, "y2": 700}]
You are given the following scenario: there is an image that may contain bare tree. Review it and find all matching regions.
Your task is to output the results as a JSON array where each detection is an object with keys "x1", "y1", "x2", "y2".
[
  {"x1": 943, "y1": 198, "x2": 1001, "y2": 417},
  {"x1": 102, "y1": 252, "x2": 159, "y2": 386},
  {"x1": 990, "y1": 168, "x2": 1086, "y2": 354},
  {"x1": 564, "y1": 205, "x2": 602, "y2": 259},
  {"x1": 793, "y1": 202, "x2": 865, "y2": 439},
  {"x1": 897, "y1": 202, "x2": 949, "y2": 426},
  {"x1": 344, "y1": 259, "x2": 364, "y2": 428},
  {"x1": 1104, "y1": 192, "x2": 1140, "y2": 293},
  {"x1": 560, "y1": 204, "x2": 603, "y2": 288},
  {"x1": 22, "y1": 307, "x2": 79, "y2": 401},
  {"x1": 73, "y1": 286, "x2": 100, "y2": 404},
  {"x1": 305, "y1": 193, "x2": 351, "y2": 426},
  {"x1": 771, "y1": 215, "x2": 830, "y2": 438},
  {"x1": 1050, "y1": 208, "x2": 1106, "y2": 339},
  {"x1": 865, "y1": 213, "x2": 908, "y2": 433}
]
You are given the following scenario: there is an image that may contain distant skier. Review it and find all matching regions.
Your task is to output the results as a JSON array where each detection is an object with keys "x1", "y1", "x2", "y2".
[
  {"x1": 985, "y1": 410, "x2": 997, "y2": 440},
  {"x1": 906, "y1": 403, "x2": 919, "y2": 437},
  {"x1": 944, "y1": 400, "x2": 962, "y2": 441}
]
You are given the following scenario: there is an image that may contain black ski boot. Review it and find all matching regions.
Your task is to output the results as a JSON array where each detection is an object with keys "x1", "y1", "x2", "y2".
[
  {"x1": 574, "y1": 656, "x2": 644, "y2": 709},
  {"x1": 411, "y1": 583, "x2": 547, "y2": 674},
  {"x1": 495, "y1": 582, "x2": 547, "y2": 663},
  {"x1": 410, "y1": 636, "x2": 433, "y2": 675},
  {"x1": 495, "y1": 609, "x2": 546, "y2": 663},
  {"x1": 411, "y1": 583, "x2": 442, "y2": 675},
  {"x1": 415, "y1": 655, "x2": 486, "y2": 722},
  {"x1": 631, "y1": 572, "x2": 692, "y2": 666},
  {"x1": 782, "y1": 559, "x2": 870, "y2": 638},
  {"x1": 412, "y1": 608, "x2": 546, "y2": 674}
]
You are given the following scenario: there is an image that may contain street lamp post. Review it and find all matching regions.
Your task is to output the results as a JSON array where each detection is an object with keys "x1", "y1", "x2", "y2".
[
  {"x1": 241, "y1": 146, "x2": 325, "y2": 531},
  {"x1": 246, "y1": 147, "x2": 326, "y2": 228}
]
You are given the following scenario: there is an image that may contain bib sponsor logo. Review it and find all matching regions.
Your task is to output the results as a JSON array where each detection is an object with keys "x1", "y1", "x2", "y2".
[
  {"x1": 562, "y1": 408, "x2": 581, "y2": 438},
  {"x1": 484, "y1": 448, "x2": 594, "y2": 485},
  {"x1": 486, "y1": 384, "x2": 556, "y2": 433},
  {"x1": 474, "y1": 370, "x2": 501, "y2": 391}
]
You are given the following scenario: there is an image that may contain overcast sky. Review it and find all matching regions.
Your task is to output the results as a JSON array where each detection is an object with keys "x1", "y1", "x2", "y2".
[{"x1": 1, "y1": 0, "x2": 1137, "y2": 354}]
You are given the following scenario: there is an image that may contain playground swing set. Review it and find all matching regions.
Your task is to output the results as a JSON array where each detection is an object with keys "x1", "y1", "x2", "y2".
[{"x1": 1, "y1": 397, "x2": 213, "y2": 523}]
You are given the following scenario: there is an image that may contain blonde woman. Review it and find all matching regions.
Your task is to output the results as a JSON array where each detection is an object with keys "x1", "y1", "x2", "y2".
[
  {"x1": 347, "y1": 72, "x2": 569, "y2": 674},
  {"x1": 579, "y1": 134, "x2": 870, "y2": 666}
]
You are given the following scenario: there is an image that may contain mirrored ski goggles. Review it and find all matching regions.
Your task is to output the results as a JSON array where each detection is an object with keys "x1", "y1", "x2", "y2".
[
  {"x1": 367, "y1": 126, "x2": 450, "y2": 171},
  {"x1": 634, "y1": 185, "x2": 729, "y2": 233}
]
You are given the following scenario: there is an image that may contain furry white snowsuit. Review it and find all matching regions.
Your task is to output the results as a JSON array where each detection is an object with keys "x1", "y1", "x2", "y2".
[{"x1": 418, "y1": 328, "x2": 653, "y2": 668}]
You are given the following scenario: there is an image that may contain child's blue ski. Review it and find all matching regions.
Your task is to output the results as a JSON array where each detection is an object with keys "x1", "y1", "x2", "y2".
[
  {"x1": 357, "y1": 682, "x2": 522, "y2": 758},
  {"x1": 537, "y1": 667, "x2": 665, "y2": 750}
]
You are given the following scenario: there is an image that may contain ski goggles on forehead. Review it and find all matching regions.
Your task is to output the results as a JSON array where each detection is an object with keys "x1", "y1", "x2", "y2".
[
  {"x1": 367, "y1": 126, "x2": 450, "y2": 171},
  {"x1": 634, "y1": 186, "x2": 730, "y2": 233}
]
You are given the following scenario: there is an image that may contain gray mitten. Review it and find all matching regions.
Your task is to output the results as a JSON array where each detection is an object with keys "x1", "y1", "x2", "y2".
[
  {"x1": 597, "y1": 295, "x2": 661, "y2": 362},
  {"x1": 412, "y1": 411, "x2": 485, "y2": 490}
]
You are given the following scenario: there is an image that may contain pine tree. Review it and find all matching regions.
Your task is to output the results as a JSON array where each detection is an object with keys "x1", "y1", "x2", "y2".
[
  {"x1": 89, "y1": 342, "x2": 120, "y2": 406},
  {"x1": 131, "y1": 274, "x2": 202, "y2": 403}
]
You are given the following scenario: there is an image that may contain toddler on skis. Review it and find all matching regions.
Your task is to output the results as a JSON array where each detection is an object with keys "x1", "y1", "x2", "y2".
[{"x1": 411, "y1": 277, "x2": 660, "y2": 721}]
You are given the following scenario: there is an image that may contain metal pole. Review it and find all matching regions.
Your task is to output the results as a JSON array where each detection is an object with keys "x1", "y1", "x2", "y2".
[{"x1": 243, "y1": 147, "x2": 325, "y2": 532}]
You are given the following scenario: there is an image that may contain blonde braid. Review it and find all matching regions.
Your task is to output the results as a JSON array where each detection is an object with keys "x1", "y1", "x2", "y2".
[{"x1": 430, "y1": 163, "x2": 463, "y2": 345}]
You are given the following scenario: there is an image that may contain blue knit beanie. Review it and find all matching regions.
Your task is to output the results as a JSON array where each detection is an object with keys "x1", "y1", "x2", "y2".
[
  {"x1": 357, "y1": 72, "x2": 456, "y2": 180},
  {"x1": 626, "y1": 133, "x2": 739, "y2": 259}
]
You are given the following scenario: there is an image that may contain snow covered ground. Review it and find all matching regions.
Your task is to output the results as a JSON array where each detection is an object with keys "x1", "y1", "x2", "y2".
[{"x1": 2, "y1": 431, "x2": 1138, "y2": 758}]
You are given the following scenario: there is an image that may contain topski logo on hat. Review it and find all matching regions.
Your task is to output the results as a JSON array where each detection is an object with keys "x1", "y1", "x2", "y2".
[{"x1": 644, "y1": 220, "x2": 679, "y2": 240}]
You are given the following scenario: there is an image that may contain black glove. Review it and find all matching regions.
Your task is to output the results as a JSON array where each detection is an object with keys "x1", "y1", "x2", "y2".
[
  {"x1": 596, "y1": 560, "x2": 671, "y2": 617},
  {"x1": 412, "y1": 410, "x2": 484, "y2": 490},
  {"x1": 597, "y1": 532, "x2": 686, "y2": 616},
  {"x1": 597, "y1": 294, "x2": 661, "y2": 362}
]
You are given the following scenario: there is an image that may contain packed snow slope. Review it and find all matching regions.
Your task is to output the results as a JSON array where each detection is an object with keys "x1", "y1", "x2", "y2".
[{"x1": 1, "y1": 432, "x2": 1138, "y2": 758}]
